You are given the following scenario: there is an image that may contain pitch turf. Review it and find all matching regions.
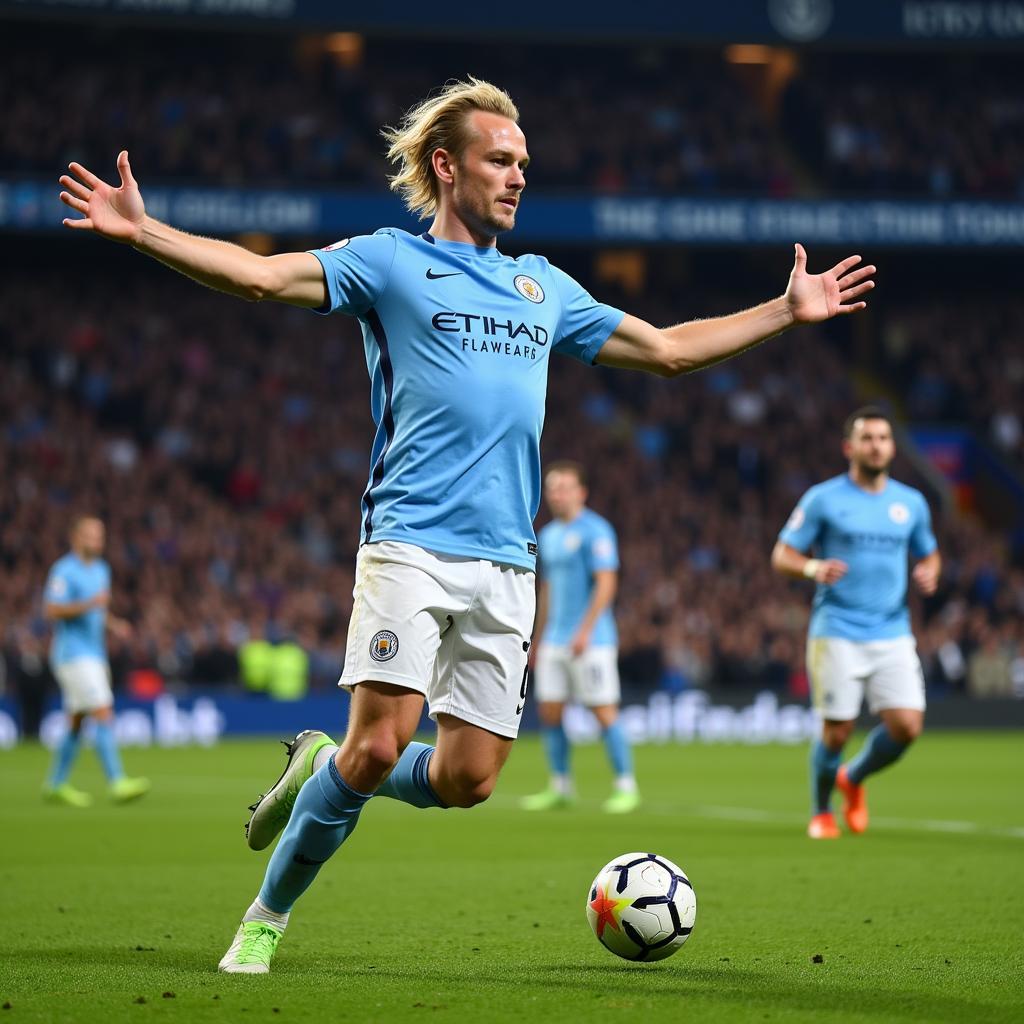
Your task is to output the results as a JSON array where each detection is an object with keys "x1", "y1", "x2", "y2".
[{"x1": 1, "y1": 732, "x2": 1022, "y2": 1023}]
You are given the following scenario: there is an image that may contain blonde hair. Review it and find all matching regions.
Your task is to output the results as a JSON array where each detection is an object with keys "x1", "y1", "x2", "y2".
[{"x1": 383, "y1": 78, "x2": 520, "y2": 220}]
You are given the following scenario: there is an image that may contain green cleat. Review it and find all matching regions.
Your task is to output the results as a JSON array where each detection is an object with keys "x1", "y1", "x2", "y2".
[
  {"x1": 602, "y1": 789, "x2": 641, "y2": 814},
  {"x1": 43, "y1": 782, "x2": 93, "y2": 808},
  {"x1": 218, "y1": 921, "x2": 283, "y2": 974},
  {"x1": 110, "y1": 776, "x2": 151, "y2": 803},
  {"x1": 519, "y1": 787, "x2": 574, "y2": 811},
  {"x1": 245, "y1": 729, "x2": 336, "y2": 851}
]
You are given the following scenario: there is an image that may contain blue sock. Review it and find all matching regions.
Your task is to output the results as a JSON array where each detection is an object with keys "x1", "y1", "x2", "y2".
[
  {"x1": 810, "y1": 739, "x2": 842, "y2": 814},
  {"x1": 846, "y1": 725, "x2": 909, "y2": 785},
  {"x1": 258, "y1": 759, "x2": 372, "y2": 914},
  {"x1": 542, "y1": 722, "x2": 570, "y2": 778},
  {"x1": 93, "y1": 722, "x2": 124, "y2": 782},
  {"x1": 602, "y1": 721, "x2": 633, "y2": 779},
  {"x1": 49, "y1": 731, "x2": 82, "y2": 786},
  {"x1": 375, "y1": 742, "x2": 447, "y2": 808}
]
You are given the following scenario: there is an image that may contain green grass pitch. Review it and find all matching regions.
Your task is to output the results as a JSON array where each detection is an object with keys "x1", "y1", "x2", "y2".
[{"x1": 1, "y1": 732, "x2": 1022, "y2": 1022}]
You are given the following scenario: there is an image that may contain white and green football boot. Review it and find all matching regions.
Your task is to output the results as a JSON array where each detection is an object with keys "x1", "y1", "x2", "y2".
[
  {"x1": 110, "y1": 776, "x2": 151, "y2": 803},
  {"x1": 245, "y1": 730, "x2": 336, "y2": 851},
  {"x1": 218, "y1": 921, "x2": 283, "y2": 974},
  {"x1": 42, "y1": 782, "x2": 93, "y2": 808},
  {"x1": 519, "y1": 787, "x2": 575, "y2": 811},
  {"x1": 602, "y1": 789, "x2": 641, "y2": 814}
]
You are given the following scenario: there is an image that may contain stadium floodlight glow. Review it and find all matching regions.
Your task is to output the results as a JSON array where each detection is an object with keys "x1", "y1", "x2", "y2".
[
  {"x1": 725, "y1": 44, "x2": 775, "y2": 64},
  {"x1": 324, "y1": 32, "x2": 364, "y2": 67}
]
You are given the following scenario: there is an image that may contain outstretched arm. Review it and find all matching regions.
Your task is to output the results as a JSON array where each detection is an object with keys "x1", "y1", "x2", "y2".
[
  {"x1": 59, "y1": 151, "x2": 326, "y2": 307},
  {"x1": 596, "y1": 244, "x2": 875, "y2": 377}
]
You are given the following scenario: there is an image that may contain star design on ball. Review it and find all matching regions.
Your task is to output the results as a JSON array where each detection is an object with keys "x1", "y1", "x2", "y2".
[{"x1": 589, "y1": 882, "x2": 632, "y2": 938}]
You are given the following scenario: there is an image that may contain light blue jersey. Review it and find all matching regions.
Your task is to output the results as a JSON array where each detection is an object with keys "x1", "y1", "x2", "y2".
[
  {"x1": 309, "y1": 230, "x2": 624, "y2": 570},
  {"x1": 44, "y1": 553, "x2": 111, "y2": 665},
  {"x1": 539, "y1": 508, "x2": 619, "y2": 646},
  {"x1": 779, "y1": 475, "x2": 937, "y2": 641}
]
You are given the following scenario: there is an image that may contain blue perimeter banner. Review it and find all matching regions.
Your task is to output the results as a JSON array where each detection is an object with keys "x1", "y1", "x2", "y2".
[
  {"x1": 0, "y1": 691, "x2": 821, "y2": 749},
  {"x1": 5, "y1": 180, "x2": 1024, "y2": 247},
  {"x1": 5, "y1": 0, "x2": 1024, "y2": 45},
  {"x1": 1, "y1": 693, "x2": 1019, "y2": 750}
]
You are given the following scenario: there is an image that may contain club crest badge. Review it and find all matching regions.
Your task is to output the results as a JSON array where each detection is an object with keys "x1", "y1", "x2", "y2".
[
  {"x1": 369, "y1": 630, "x2": 399, "y2": 662},
  {"x1": 514, "y1": 275, "x2": 545, "y2": 303},
  {"x1": 888, "y1": 502, "x2": 910, "y2": 524}
]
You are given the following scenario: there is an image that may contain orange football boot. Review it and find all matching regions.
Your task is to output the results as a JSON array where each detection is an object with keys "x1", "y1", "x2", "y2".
[
  {"x1": 807, "y1": 811, "x2": 841, "y2": 839},
  {"x1": 835, "y1": 765, "x2": 868, "y2": 833}
]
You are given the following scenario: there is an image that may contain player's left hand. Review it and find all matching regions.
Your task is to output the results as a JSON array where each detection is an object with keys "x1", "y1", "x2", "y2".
[
  {"x1": 784, "y1": 244, "x2": 875, "y2": 324},
  {"x1": 571, "y1": 629, "x2": 591, "y2": 657},
  {"x1": 912, "y1": 561, "x2": 940, "y2": 596}
]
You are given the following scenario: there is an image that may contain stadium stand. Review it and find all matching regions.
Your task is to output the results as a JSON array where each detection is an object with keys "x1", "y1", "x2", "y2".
[{"x1": 2, "y1": 262, "x2": 1021, "y2": 699}]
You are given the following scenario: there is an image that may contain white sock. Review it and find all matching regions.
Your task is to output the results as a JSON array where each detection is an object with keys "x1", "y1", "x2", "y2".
[
  {"x1": 552, "y1": 774, "x2": 573, "y2": 796},
  {"x1": 243, "y1": 898, "x2": 289, "y2": 931},
  {"x1": 312, "y1": 744, "x2": 339, "y2": 773},
  {"x1": 614, "y1": 776, "x2": 637, "y2": 793}
]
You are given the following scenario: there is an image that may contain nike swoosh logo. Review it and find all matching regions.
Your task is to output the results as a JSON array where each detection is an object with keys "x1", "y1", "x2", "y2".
[
  {"x1": 293, "y1": 853, "x2": 328, "y2": 866},
  {"x1": 516, "y1": 703, "x2": 525, "y2": 715},
  {"x1": 426, "y1": 269, "x2": 463, "y2": 279}
]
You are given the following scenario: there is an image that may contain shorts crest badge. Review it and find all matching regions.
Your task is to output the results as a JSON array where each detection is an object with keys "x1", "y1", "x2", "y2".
[
  {"x1": 369, "y1": 630, "x2": 399, "y2": 662},
  {"x1": 514, "y1": 275, "x2": 545, "y2": 303}
]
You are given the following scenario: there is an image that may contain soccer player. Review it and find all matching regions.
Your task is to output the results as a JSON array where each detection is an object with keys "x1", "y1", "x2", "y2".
[
  {"x1": 58, "y1": 79, "x2": 875, "y2": 973},
  {"x1": 520, "y1": 461, "x2": 638, "y2": 813},
  {"x1": 772, "y1": 408, "x2": 940, "y2": 840},
  {"x1": 42, "y1": 516, "x2": 150, "y2": 806}
]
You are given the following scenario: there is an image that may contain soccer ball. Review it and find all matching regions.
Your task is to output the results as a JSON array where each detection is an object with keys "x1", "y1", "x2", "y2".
[{"x1": 586, "y1": 852, "x2": 697, "y2": 962}]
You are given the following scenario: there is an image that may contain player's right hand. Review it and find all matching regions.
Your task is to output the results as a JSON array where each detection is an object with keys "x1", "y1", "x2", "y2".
[
  {"x1": 59, "y1": 151, "x2": 145, "y2": 244},
  {"x1": 815, "y1": 559, "x2": 848, "y2": 585},
  {"x1": 91, "y1": 590, "x2": 111, "y2": 610}
]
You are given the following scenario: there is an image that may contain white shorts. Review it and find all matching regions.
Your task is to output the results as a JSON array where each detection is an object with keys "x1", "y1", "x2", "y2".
[
  {"x1": 533, "y1": 645, "x2": 621, "y2": 707},
  {"x1": 340, "y1": 541, "x2": 535, "y2": 739},
  {"x1": 52, "y1": 656, "x2": 114, "y2": 715},
  {"x1": 806, "y1": 636, "x2": 926, "y2": 721}
]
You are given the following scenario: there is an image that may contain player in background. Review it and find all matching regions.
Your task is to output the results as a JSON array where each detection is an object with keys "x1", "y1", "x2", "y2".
[
  {"x1": 42, "y1": 517, "x2": 150, "y2": 806},
  {"x1": 58, "y1": 79, "x2": 875, "y2": 973},
  {"x1": 521, "y1": 461, "x2": 638, "y2": 813},
  {"x1": 772, "y1": 408, "x2": 940, "y2": 839}
]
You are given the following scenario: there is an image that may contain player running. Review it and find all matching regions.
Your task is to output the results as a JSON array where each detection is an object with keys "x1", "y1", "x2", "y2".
[
  {"x1": 772, "y1": 408, "x2": 940, "y2": 840},
  {"x1": 520, "y1": 461, "x2": 638, "y2": 813},
  {"x1": 42, "y1": 517, "x2": 150, "y2": 806},
  {"x1": 58, "y1": 79, "x2": 875, "y2": 972}
]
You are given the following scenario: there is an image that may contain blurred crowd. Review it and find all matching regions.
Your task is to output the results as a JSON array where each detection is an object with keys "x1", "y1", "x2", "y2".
[
  {"x1": 4, "y1": 27, "x2": 1021, "y2": 198},
  {"x1": 1, "y1": 261, "x2": 1021, "y2": 703},
  {"x1": 784, "y1": 55, "x2": 1024, "y2": 199},
  {"x1": 880, "y1": 299, "x2": 1024, "y2": 469}
]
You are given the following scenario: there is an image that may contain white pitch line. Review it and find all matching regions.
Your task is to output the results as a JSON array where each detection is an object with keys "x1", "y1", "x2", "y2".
[
  {"x1": 490, "y1": 794, "x2": 1023, "y2": 839},
  {"x1": 684, "y1": 804, "x2": 1024, "y2": 840}
]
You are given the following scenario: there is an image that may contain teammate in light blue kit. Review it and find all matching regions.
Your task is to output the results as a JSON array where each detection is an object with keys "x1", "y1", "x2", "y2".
[
  {"x1": 772, "y1": 408, "x2": 940, "y2": 839},
  {"x1": 42, "y1": 517, "x2": 150, "y2": 807},
  {"x1": 521, "y1": 461, "x2": 638, "y2": 813},
  {"x1": 60, "y1": 79, "x2": 876, "y2": 973}
]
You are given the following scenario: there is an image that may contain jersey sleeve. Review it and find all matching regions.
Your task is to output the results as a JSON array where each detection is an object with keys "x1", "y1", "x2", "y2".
[
  {"x1": 909, "y1": 493, "x2": 938, "y2": 560},
  {"x1": 588, "y1": 521, "x2": 620, "y2": 572},
  {"x1": 307, "y1": 232, "x2": 398, "y2": 318},
  {"x1": 778, "y1": 488, "x2": 825, "y2": 553},
  {"x1": 549, "y1": 266, "x2": 625, "y2": 365},
  {"x1": 44, "y1": 564, "x2": 75, "y2": 605}
]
